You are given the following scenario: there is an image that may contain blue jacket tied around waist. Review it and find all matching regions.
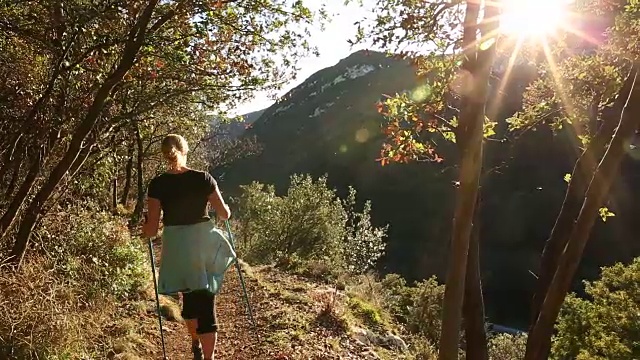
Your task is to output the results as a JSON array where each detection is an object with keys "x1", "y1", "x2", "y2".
[{"x1": 157, "y1": 221, "x2": 237, "y2": 295}]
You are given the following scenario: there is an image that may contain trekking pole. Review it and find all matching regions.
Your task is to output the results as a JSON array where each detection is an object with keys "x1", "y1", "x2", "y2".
[
  {"x1": 147, "y1": 236, "x2": 168, "y2": 360},
  {"x1": 224, "y1": 220, "x2": 258, "y2": 334}
]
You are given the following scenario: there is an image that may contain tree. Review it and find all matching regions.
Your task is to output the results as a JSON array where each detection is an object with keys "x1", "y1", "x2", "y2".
[
  {"x1": 349, "y1": 0, "x2": 500, "y2": 358},
  {"x1": 436, "y1": 3, "x2": 499, "y2": 358},
  {"x1": 462, "y1": 200, "x2": 488, "y2": 360},
  {"x1": 0, "y1": 0, "x2": 325, "y2": 267},
  {"x1": 525, "y1": 63, "x2": 639, "y2": 360},
  {"x1": 516, "y1": 0, "x2": 640, "y2": 357},
  {"x1": 346, "y1": 0, "x2": 638, "y2": 358}
]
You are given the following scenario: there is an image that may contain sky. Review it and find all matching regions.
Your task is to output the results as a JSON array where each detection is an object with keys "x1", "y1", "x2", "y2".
[{"x1": 231, "y1": 0, "x2": 375, "y2": 116}]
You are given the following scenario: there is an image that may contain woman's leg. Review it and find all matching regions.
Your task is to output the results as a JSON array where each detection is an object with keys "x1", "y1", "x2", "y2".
[
  {"x1": 182, "y1": 292, "x2": 203, "y2": 359},
  {"x1": 192, "y1": 290, "x2": 217, "y2": 360},
  {"x1": 186, "y1": 319, "x2": 199, "y2": 341}
]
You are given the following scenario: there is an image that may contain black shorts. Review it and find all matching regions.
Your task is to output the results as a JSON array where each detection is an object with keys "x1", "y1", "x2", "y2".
[{"x1": 182, "y1": 290, "x2": 217, "y2": 334}]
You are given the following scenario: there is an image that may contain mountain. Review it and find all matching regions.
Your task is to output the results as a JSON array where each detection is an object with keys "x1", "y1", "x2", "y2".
[
  {"x1": 210, "y1": 108, "x2": 266, "y2": 140},
  {"x1": 222, "y1": 50, "x2": 418, "y2": 177},
  {"x1": 215, "y1": 49, "x2": 640, "y2": 328}
]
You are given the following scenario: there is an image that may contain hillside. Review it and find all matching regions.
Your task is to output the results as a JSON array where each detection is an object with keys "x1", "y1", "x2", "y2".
[
  {"x1": 210, "y1": 109, "x2": 266, "y2": 141},
  {"x1": 215, "y1": 109, "x2": 266, "y2": 140},
  {"x1": 215, "y1": 49, "x2": 640, "y2": 329},
  {"x1": 125, "y1": 243, "x2": 423, "y2": 360},
  {"x1": 118, "y1": 242, "x2": 524, "y2": 360},
  {"x1": 217, "y1": 50, "x2": 417, "y2": 185}
]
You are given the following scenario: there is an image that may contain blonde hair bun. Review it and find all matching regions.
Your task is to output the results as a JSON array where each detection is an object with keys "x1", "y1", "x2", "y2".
[{"x1": 161, "y1": 134, "x2": 189, "y2": 169}]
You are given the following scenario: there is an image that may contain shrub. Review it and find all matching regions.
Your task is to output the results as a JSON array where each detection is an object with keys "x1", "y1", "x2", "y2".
[
  {"x1": 0, "y1": 203, "x2": 150, "y2": 358},
  {"x1": 488, "y1": 333, "x2": 527, "y2": 360},
  {"x1": 236, "y1": 175, "x2": 347, "y2": 265},
  {"x1": 379, "y1": 273, "x2": 416, "y2": 324},
  {"x1": 342, "y1": 186, "x2": 388, "y2": 274},
  {"x1": 406, "y1": 276, "x2": 445, "y2": 345},
  {"x1": 40, "y1": 203, "x2": 149, "y2": 301},
  {"x1": 236, "y1": 174, "x2": 387, "y2": 273},
  {"x1": 347, "y1": 272, "x2": 445, "y2": 346},
  {"x1": 551, "y1": 258, "x2": 640, "y2": 360}
]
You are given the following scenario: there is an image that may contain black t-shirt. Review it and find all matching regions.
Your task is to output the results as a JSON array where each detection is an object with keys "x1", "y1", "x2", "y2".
[{"x1": 147, "y1": 169, "x2": 218, "y2": 226}]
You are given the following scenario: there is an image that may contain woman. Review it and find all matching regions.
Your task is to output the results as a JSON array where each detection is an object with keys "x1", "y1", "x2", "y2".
[{"x1": 142, "y1": 134, "x2": 234, "y2": 360}]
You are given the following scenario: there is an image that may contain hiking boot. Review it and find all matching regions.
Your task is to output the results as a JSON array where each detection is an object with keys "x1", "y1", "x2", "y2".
[{"x1": 192, "y1": 341, "x2": 203, "y2": 360}]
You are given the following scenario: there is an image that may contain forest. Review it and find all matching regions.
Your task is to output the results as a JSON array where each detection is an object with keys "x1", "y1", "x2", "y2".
[{"x1": 1, "y1": 0, "x2": 639, "y2": 359}]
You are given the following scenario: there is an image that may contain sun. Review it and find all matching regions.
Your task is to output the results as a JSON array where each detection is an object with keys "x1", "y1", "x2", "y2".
[{"x1": 499, "y1": 0, "x2": 572, "y2": 38}]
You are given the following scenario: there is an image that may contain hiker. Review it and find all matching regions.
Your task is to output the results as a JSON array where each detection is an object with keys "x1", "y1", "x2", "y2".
[{"x1": 142, "y1": 134, "x2": 234, "y2": 360}]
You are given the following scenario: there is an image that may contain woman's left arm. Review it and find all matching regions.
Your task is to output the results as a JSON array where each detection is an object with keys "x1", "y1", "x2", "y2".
[{"x1": 142, "y1": 197, "x2": 161, "y2": 238}]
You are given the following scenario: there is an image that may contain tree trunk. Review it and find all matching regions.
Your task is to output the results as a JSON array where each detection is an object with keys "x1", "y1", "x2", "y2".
[
  {"x1": 438, "y1": 1, "x2": 498, "y2": 359},
  {"x1": 463, "y1": 213, "x2": 488, "y2": 360},
  {"x1": 6, "y1": 1, "x2": 160, "y2": 267},
  {"x1": 0, "y1": 128, "x2": 62, "y2": 239},
  {"x1": 529, "y1": 65, "x2": 638, "y2": 331},
  {"x1": 3, "y1": 144, "x2": 25, "y2": 198},
  {"x1": 525, "y1": 64, "x2": 640, "y2": 360},
  {"x1": 120, "y1": 142, "x2": 134, "y2": 205},
  {"x1": 130, "y1": 123, "x2": 146, "y2": 228},
  {"x1": 0, "y1": 153, "x2": 41, "y2": 239},
  {"x1": 111, "y1": 135, "x2": 118, "y2": 211}
]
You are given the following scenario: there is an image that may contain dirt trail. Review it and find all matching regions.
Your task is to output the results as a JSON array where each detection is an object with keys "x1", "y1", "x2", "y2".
[
  {"x1": 144, "y1": 242, "x2": 269, "y2": 360},
  {"x1": 139, "y1": 240, "x2": 384, "y2": 360}
]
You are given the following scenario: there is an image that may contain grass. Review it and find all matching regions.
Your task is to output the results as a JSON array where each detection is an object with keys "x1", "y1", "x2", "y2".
[
  {"x1": 264, "y1": 306, "x2": 313, "y2": 348},
  {"x1": 0, "y1": 249, "x2": 423, "y2": 359},
  {"x1": 158, "y1": 295, "x2": 183, "y2": 322},
  {"x1": 347, "y1": 297, "x2": 387, "y2": 331}
]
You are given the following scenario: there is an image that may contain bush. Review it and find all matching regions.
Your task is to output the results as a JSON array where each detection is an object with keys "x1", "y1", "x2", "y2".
[
  {"x1": 40, "y1": 203, "x2": 149, "y2": 301},
  {"x1": 488, "y1": 333, "x2": 527, "y2": 360},
  {"x1": 347, "y1": 273, "x2": 444, "y2": 346},
  {"x1": 406, "y1": 277, "x2": 445, "y2": 345},
  {"x1": 236, "y1": 174, "x2": 387, "y2": 273},
  {"x1": 236, "y1": 175, "x2": 346, "y2": 265},
  {"x1": 379, "y1": 273, "x2": 416, "y2": 324},
  {"x1": 551, "y1": 258, "x2": 640, "y2": 360},
  {"x1": 342, "y1": 187, "x2": 388, "y2": 274},
  {"x1": 0, "y1": 204, "x2": 150, "y2": 358}
]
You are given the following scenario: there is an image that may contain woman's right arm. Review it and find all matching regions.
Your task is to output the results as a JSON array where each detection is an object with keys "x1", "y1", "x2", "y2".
[{"x1": 208, "y1": 185, "x2": 231, "y2": 220}]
